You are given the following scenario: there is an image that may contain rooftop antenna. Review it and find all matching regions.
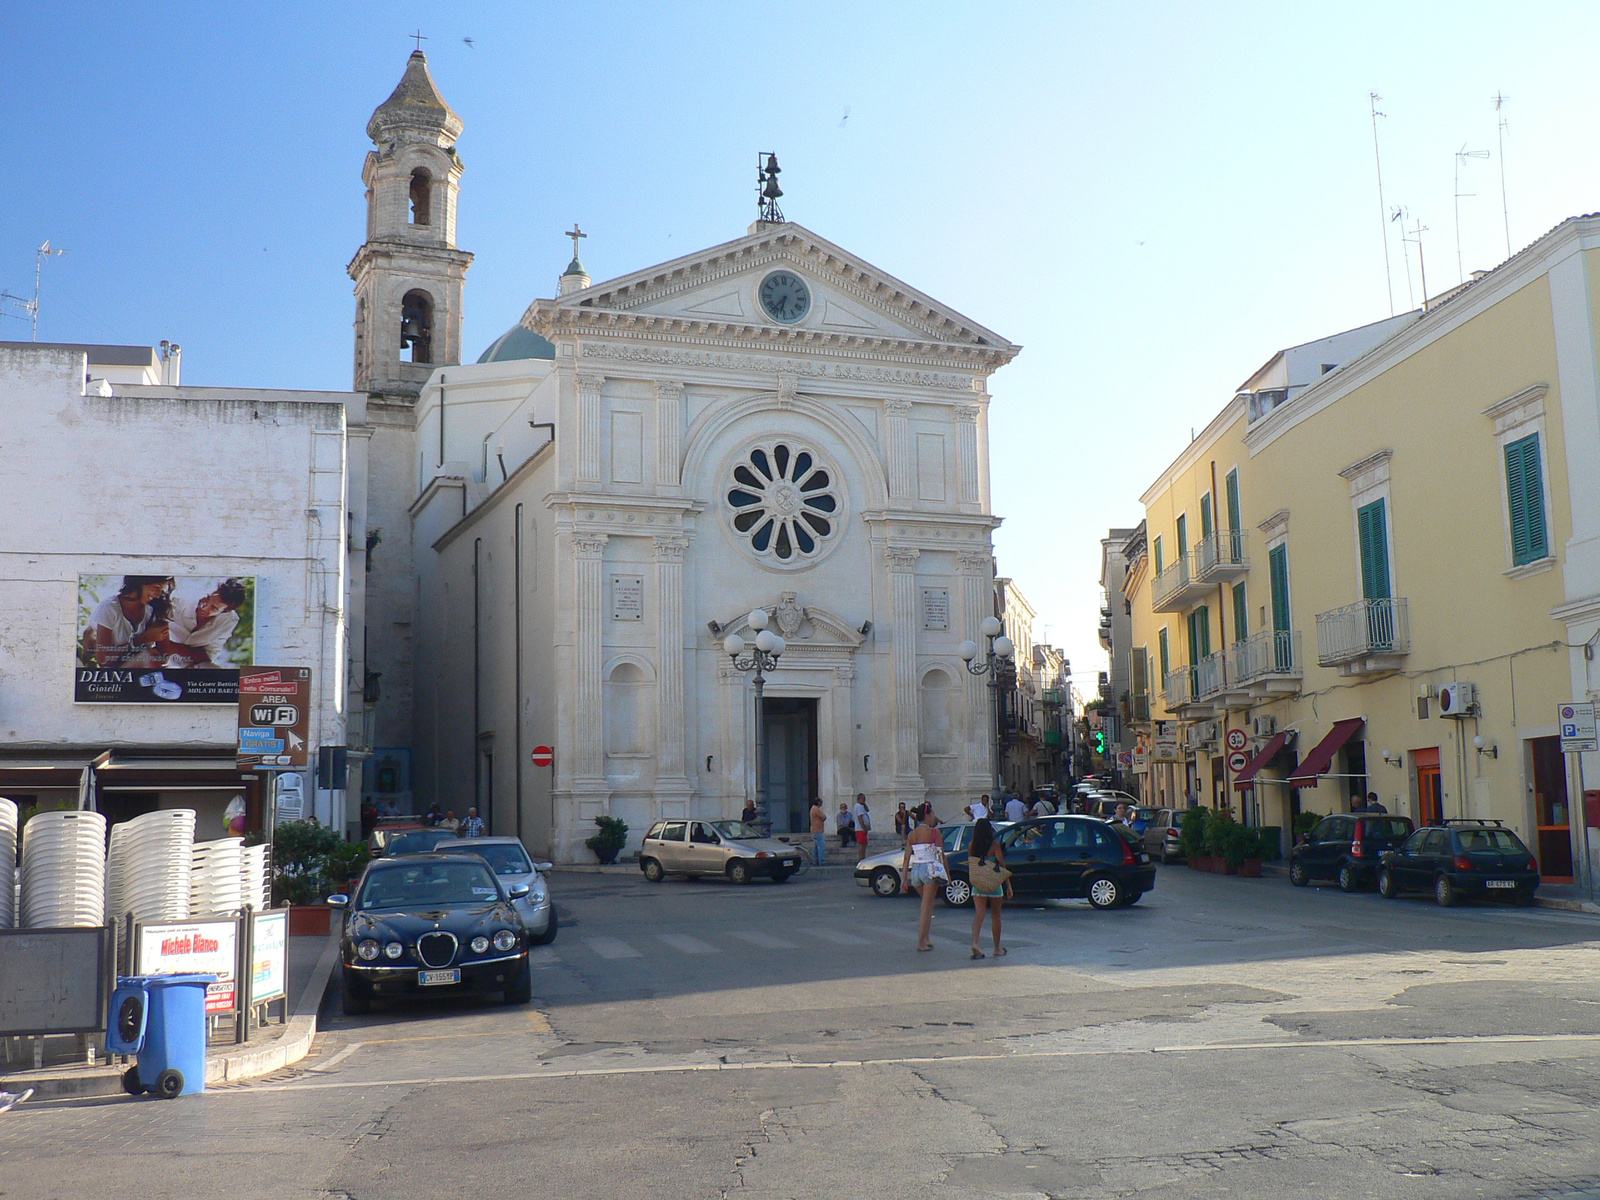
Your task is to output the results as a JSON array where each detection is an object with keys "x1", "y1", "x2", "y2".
[
  {"x1": 756, "y1": 153, "x2": 785, "y2": 224},
  {"x1": 1401, "y1": 216, "x2": 1431, "y2": 309},
  {"x1": 1369, "y1": 93, "x2": 1395, "y2": 316},
  {"x1": 0, "y1": 240, "x2": 69, "y2": 340},
  {"x1": 1390, "y1": 206, "x2": 1415, "y2": 310},
  {"x1": 1454, "y1": 145, "x2": 1490, "y2": 285},
  {"x1": 1492, "y1": 91, "x2": 1512, "y2": 260}
]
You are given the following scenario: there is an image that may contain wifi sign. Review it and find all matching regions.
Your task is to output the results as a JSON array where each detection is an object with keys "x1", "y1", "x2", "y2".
[{"x1": 249, "y1": 703, "x2": 299, "y2": 726}]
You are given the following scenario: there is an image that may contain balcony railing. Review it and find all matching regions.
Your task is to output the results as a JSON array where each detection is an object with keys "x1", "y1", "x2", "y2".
[
  {"x1": 1231, "y1": 628, "x2": 1303, "y2": 685},
  {"x1": 1316, "y1": 598, "x2": 1410, "y2": 668},
  {"x1": 1131, "y1": 694, "x2": 1150, "y2": 722},
  {"x1": 1151, "y1": 530, "x2": 1249, "y2": 612},
  {"x1": 1163, "y1": 667, "x2": 1193, "y2": 710},
  {"x1": 1193, "y1": 651, "x2": 1226, "y2": 700}
]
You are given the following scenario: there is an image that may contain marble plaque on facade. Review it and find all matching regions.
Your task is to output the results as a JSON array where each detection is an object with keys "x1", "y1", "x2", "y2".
[
  {"x1": 921, "y1": 587, "x2": 950, "y2": 630},
  {"x1": 611, "y1": 574, "x2": 644, "y2": 621}
]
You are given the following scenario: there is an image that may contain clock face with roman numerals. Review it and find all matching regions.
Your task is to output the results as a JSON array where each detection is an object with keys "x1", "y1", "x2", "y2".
[{"x1": 759, "y1": 270, "x2": 811, "y2": 324}]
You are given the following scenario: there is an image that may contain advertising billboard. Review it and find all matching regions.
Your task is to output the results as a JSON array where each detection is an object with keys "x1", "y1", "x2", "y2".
[
  {"x1": 138, "y1": 918, "x2": 239, "y2": 1013},
  {"x1": 75, "y1": 574, "x2": 255, "y2": 703}
]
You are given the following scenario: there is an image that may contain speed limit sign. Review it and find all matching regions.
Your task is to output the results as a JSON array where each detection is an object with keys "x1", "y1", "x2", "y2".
[{"x1": 1226, "y1": 728, "x2": 1248, "y2": 752}]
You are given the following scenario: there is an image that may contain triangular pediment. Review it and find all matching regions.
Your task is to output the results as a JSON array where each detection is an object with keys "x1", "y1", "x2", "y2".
[{"x1": 524, "y1": 223, "x2": 1018, "y2": 367}]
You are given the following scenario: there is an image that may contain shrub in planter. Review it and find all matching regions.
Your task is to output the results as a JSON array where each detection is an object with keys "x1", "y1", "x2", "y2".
[
  {"x1": 271, "y1": 819, "x2": 345, "y2": 906},
  {"x1": 586, "y1": 815, "x2": 629, "y2": 864},
  {"x1": 1293, "y1": 810, "x2": 1323, "y2": 841},
  {"x1": 1250, "y1": 826, "x2": 1283, "y2": 862},
  {"x1": 1203, "y1": 810, "x2": 1238, "y2": 859},
  {"x1": 1179, "y1": 807, "x2": 1210, "y2": 860}
]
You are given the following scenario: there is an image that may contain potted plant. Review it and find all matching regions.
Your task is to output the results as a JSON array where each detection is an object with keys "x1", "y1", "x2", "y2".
[
  {"x1": 1292, "y1": 810, "x2": 1322, "y2": 847},
  {"x1": 1179, "y1": 807, "x2": 1210, "y2": 868},
  {"x1": 586, "y1": 815, "x2": 629, "y2": 865},
  {"x1": 1204, "y1": 810, "x2": 1239, "y2": 874},
  {"x1": 271, "y1": 819, "x2": 346, "y2": 933}
]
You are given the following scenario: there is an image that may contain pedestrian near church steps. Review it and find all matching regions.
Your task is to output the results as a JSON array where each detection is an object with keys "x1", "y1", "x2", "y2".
[
  {"x1": 836, "y1": 802, "x2": 854, "y2": 848},
  {"x1": 1005, "y1": 794, "x2": 1027, "y2": 823},
  {"x1": 967, "y1": 817, "x2": 1009, "y2": 959},
  {"x1": 440, "y1": 810, "x2": 460, "y2": 835},
  {"x1": 894, "y1": 802, "x2": 910, "y2": 838},
  {"x1": 967, "y1": 794, "x2": 990, "y2": 822},
  {"x1": 742, "y1": 799, "x2": 758, "y2": 825},
  {"x1": 853, "y1": 794, "x2": 872, "y2": 861},
  {"x1": 809, "y1": 798, "x2": 827, "y2": 866},
  {"x1": 900, "y1": 805, "x2": 950, "y2": 952},
  {"x1": 462, "y1": 807, "x2": 485, "y2": 838}
]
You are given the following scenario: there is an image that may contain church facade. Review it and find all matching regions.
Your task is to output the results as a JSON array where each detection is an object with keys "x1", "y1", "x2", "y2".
[{"x1": 352, "y1": 54, "x2": 1020, "y2": 860}]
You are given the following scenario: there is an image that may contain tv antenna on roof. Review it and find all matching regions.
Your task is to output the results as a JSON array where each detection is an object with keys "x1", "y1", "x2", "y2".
[
  {"x1": 1454, "y1": 145, "x2": 1490, "y2": 285},
  {"x1": 1492, "y1": 91, "x2": 1512, "y2": 260},
  {"x1": 1369, "y1": 93, "x2": 1394, "y2": 316},
  {"x1": 0, "y1": 240, "x2": 70, "y2": 341}
]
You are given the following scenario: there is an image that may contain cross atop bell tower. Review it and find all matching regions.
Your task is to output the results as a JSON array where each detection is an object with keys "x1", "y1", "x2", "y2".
[{"x1": 348, "y1": 49, "x2": 473, "y2": 397}]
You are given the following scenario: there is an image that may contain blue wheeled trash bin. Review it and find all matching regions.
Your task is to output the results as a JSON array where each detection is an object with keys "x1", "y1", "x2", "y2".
[{"x1": 107, "y1": 974, "x2": 216, "y2": 1098}]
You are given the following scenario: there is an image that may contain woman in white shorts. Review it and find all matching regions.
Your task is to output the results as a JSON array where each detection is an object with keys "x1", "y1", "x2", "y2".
[{"x1": 900, "y1": 806, "x2": 949, "y2": 951}]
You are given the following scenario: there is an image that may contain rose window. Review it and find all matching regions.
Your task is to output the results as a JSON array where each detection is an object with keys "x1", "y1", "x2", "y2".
[{"x1": 726, "y1": 442, "x2": 840, "y2": 563}]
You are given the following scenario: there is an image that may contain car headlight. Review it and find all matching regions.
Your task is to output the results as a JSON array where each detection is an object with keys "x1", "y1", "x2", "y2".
[
  {"x1": 384, "y1": 941, "x2": 403, "y2": 959},
  {"x1": 493, "y1": 929, "x2": 518, "y2": 953},
  {"x1": 356, "y1": 939, "x2": 380, "y2": 961},
  {"x1": 470, "y1": 936, "x2": 490, "y2": 954}
]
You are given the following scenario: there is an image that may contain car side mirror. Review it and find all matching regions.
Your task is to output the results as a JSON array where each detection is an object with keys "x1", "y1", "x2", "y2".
[
  {"x1": 326, "y1": 894, "x2": 349, "y2": 907},
  {"x1": 507, "y1": 883, "x2": 531, "y2": 899},
  {"x1": 533, "y1": 861, "x2": 553, "y2": 873}
]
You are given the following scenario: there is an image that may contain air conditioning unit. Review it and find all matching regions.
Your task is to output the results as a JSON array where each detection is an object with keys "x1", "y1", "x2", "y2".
[
  {"x1": 1252, "y1": 715, "x2": 1277, "y2": 738},
  {"x1": 1437, "y1": 682, "x2": 1477, "y2": 718}
]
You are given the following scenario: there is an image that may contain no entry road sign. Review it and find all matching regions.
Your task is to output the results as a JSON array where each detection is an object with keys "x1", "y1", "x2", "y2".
[{"x1": 531, "y1": 745, "x2": 554, "y2": 768}]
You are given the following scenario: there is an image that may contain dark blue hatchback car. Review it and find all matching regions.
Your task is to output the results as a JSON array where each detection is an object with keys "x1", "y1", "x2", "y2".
[{"x1": 1377, "y1": 820, "x2": 1540, "y2": 907}]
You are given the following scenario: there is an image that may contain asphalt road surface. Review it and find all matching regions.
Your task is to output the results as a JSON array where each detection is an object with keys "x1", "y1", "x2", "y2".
[{"x1": 8, "y1": 864, "x2": 1600, "y2": 1199}]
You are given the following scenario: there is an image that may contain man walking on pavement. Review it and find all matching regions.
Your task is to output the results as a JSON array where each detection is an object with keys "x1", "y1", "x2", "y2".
[
  {"x1": 967, "y1": 794, "x2": 990, "y2": 822},
  {"x1": 462, "y1": 807, "x2": 485, "y2": 838},
  {"x1": 1005, "y1": 793, "x2": 1027, "y2": 822},
  {"x1": 853, "y1": 793, "x2": 872, "y2": 861},
  {"x1": 809, "y1": 798, "x2": 828, "y2": 866}
]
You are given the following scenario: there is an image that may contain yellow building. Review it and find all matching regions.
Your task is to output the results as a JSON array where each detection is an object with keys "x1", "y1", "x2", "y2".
[{"x1": 1123, "y1": 214, "x2": 1600, "y2": 880}]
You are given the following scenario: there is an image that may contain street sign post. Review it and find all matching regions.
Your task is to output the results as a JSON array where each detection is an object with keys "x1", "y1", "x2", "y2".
[
  {"x1": 1226, "y1": 728, "x2": 1247, "y2": 752},
  {"x1": 1559, "y1": 703, "x2": 1597, "y2": 897},
  {"x1": 237, "y1": 668, "x2": 312, "y2": 769},
  {"x1": 1560, "y1": 703, "x2": 1597, "y2": 754},
  {"x1": 1227, "y1": 751, "x2": 1249, "y2": 772}
]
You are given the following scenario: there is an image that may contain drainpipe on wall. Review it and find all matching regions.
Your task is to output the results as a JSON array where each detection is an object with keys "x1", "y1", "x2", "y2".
[{"x1": 514, "y1": 504, "x2": 523, "y2": 842}]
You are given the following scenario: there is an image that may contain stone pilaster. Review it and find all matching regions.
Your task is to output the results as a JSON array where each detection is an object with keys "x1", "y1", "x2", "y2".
[
  {"x1": 573, "y1": 531, "x2": 609, "y2": 780},
  {"x1": 955, "y1": 403, "x2": 981, "y2": 505},
  {"x1": 652, "y1": 534, "x2": 692, "y2": 814},
  {"x1": 884, "y1": 398, "x2": 915, "y2": 500},
  {"x1": 576, "y1": 372, "x2": 603, "y2": 484},
  {"x1": 958, "y1": 549, "x2": 995, "y2": 792},
  {"x1": 654, "y1": 379, "x2": 683, "y2": 488},
  {"x1": 886, "y1": 544, "x2": 926, "y2": 805}
]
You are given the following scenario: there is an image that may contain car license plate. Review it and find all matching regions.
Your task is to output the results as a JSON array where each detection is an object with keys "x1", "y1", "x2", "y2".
[
  {"x1": 418, "y1": 969, "x2": 460, "y2": 986},
  {"x1": 1485, "y1": 880, "x2": 1516, "y2": 889}
]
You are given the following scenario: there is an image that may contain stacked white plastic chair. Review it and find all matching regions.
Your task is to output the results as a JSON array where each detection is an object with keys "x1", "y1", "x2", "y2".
[
  {"x1": 241, "y1": 842, "x2": 269, "y2": 910},
  {"x1": 0, "y1": 798, "x2": 17, "y2": 930},
  {"x1": 105, "y1": 808, "x2": 195, "y2": 927},
  {"x1": 20, "y1": 809, "x2": 107, "y2": 928},
  {"x1": 190, "y1": 837, "x2": 245, "y2": 917}
]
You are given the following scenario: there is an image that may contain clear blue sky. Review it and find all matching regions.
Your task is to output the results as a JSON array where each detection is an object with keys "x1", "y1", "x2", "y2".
[{"x1": 6, "y1": 2, "x2": 1600, "y2": 686}]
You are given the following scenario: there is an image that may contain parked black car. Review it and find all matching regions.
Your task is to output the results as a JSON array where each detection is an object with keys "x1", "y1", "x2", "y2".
[
  {"x1": 1289, "y1": 813, "x2": 1415, "y2": 891},
  {"x1": 329, "y1": 853, "x2": 533, "y2": 1014},
  {"x1": 1378, "y1": 820, "x2": 1540, "y2": 906},
  {"x1": 942, "y1": 816, "x2": 1155, "y2": 910}
]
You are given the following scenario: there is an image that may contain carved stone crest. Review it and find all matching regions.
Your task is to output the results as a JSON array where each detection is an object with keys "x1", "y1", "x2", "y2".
[{"x1": 775, "y1": 591, "x2": 804, "y2": 638}]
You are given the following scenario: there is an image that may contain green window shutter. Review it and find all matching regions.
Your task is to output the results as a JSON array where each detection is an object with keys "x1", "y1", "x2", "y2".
[
  {"x1": 1357, "y1": 499, "x2": 1391, "y2": 600},
  {"x1": 1176, "y1": 514, "x2": 1188, "y2": 556},
  {"x1": 1189, "y1": 606, "x2": 1211, "y2": 661},
  {"x1": 1225, "y1": 470, "x2": 1241, "y2": 534},
  {"x1": 1199, "y1": 606, "x2": 1211, "y2": 657},
  {"x1": 1154, "y1": 536, "x2": 1164, "y2": 576},
  {"x1": 1506, "y1": 434, "x2": 1548, "y2": 566},
  {"x1": 1269, "y1": 544, "x2": 1290, "y2": 632},
  {"x1": 1232, "y1": 582, "x2": 1248, "y2": 640},
  {"x1": 1200, "y1": 495, "x2": 1214, "y2": 540},
  {"x1": 1158, "y1": 628, "x2": 1169, "y2": 680},
  {"x1": 1131, "y1": 648, "x2": 1147, "y2": 696}
]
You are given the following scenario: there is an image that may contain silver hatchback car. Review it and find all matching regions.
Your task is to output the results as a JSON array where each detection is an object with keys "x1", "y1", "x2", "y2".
[
  {"x1": 639, "y1": 818, "x2": 804, "y2": 884},
  {"x1": 453, "y1": 837, "x2": 558, "y2": 944}
]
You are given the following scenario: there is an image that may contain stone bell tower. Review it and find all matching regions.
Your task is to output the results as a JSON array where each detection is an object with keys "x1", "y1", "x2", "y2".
[
  {"x1": 349, "y1": 49, "x2": 473, "y2": 772},
  {"x1": 349, "y1": 50, "x2": 472, "y2": 396}
]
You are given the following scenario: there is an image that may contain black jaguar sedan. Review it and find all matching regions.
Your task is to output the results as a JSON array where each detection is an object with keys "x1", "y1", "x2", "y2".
[{"x1": 329, "y1": 853, "x2": 533, "y2": 1014}]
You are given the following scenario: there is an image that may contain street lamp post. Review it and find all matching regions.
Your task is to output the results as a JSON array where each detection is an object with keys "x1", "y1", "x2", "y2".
[
  {"x1": 959, "y1": 616, "x2": 1015, "y2": 796},
  {"x1": 722, "y1": 609, "x2": 786, "y2": 837}
]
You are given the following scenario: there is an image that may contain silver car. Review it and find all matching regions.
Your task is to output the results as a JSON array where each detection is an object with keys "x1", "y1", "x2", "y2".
[
  {"x1": 639, "y1": 818, "x2": 804, "y2": 884},
  {"x1": 1142, "y1": 808, "x2": 1186, "y2": 863},
  {"x1": 453, "y1": 837, "x2": 558, "y2": 943}
]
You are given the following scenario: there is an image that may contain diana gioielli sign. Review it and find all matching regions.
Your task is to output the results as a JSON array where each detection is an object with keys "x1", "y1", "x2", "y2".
[
  {"x1": 74, "y1": 573, "x2": 255, "y2": 703},
  {"x1": 237, "y1": 667, "x2": 312, "y2": 769}
]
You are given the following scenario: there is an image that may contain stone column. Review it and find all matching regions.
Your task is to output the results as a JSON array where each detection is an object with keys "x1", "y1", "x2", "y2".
[
  {"x1": 831, "y1": 663, "x2": 856, "y2": 810},
  {"x1": 653, "y1": 535, "x2": 692, "y2": 815},
  {"x1": 884, "y1": 398, "x2": 915, "y2": 500},
  {"x1": 576, "y1": 372, "x2": 604, "y2": 484},
  {"x1": 955, "y1": 403, "x2": 981, "y2": 506},
  {"x1": 573, "y1": 531, "x2": 609, "y2": 780},
  {"x1": 886, "y1": 544, "x2": 926, "y2": 805},
  {"x1": 958, "y1": 550, "x2": 995, "y2": 793},
  {"x1": 654, "y1": 379, "x2": 683, "y2": 488},
  {"x1": 716, "y1": 656, "x2": 746, "y2": 817}
]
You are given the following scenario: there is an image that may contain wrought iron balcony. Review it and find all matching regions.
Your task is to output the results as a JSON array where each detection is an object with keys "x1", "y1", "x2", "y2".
[
  {"x1": 1151, "y1": 531, "x2": 1248, "y2": 612},
  {"x1": 1192, "y1": 651, "x2": 1226, "y2": 701},
  {"x1": 1163, "y1": 667, "x2": 1193, "y2": 710},
  {"x1": 1230, "y1": 629, "x2": 1303, "y2": 695},
  {"x1": 1315, "y1": 598, "x2": 1410, "y2": 675}
]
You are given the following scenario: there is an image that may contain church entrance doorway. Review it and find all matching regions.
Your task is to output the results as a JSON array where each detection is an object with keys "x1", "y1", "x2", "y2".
[{"x1": 762, "y1": 697, "x2": 818, "y2": 836}]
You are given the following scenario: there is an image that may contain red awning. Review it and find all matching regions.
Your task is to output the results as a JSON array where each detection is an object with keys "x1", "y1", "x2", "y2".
[
  {"x1": 1233, "y1": 731, "x2": 1290, "y2": 790},
  {"x1": 1287, "y1": 717, "x2": 1365, "y2": 788}
]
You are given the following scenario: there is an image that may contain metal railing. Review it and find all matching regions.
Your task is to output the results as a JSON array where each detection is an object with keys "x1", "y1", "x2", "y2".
[
  {"x1": 1193, "y1": 529, "x2": 1248, "y2": 580},
  {"x1": 1152, "y1": 530, "x2": 1248, "y2": 610},
  {"x1": 1193, "y1": 651, "x2": 1226, "y2": 700},
  {"x1": 1231, "y1": 629, "x2": 1303, "y2": 683},
  {"x1": 1151, "y1": 555, "x2": 1194, "y2": 610},
  {"x1": 1315, "y1": 598, "x2": 1410, "y2": 666},
  {"x1": 1163, "y1": 667, "x2": 1193, "y2": 710}
]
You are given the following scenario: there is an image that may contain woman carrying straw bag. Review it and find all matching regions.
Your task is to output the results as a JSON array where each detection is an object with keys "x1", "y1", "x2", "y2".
[{"x1": 965, "y1": 818, "x2": 1010, "y2": 959}]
